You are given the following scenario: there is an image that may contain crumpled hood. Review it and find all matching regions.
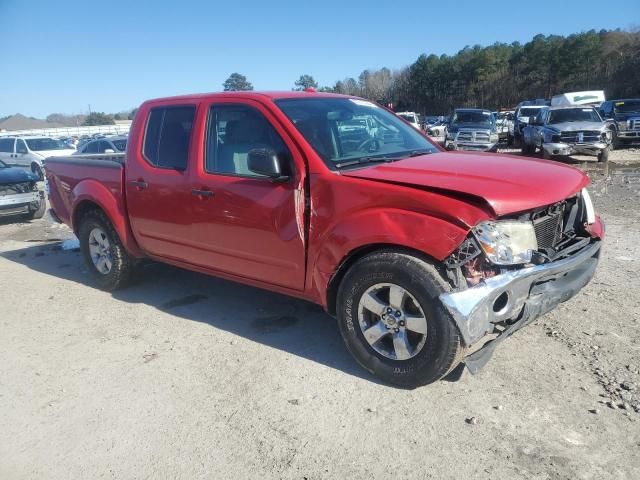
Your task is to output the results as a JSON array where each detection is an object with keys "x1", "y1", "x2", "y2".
[
  {"x1": 0, "y1": 166, "x2": 38, "y2": 185},
  {"x1": 341, "y1": 151, "x2": 589, "y2": 216},
  {"x1": 549, "y1": 121, "x2": 605, "y2": 132}
]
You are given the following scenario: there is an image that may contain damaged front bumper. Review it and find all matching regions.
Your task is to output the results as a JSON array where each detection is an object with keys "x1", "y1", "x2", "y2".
[
  {"x1": 0, "y1": 191, "x2": 41, "y2": 216},
  {"x1": 543, "y1": 141, "x2": 608, "y2": 157},
  {"x1": 439, "y1": 238, "x2": 602, "y2": 374}
]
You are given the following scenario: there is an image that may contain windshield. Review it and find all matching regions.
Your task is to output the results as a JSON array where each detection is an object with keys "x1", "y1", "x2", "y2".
[
  {"x1": 548, "y1": 108, "x2": 601, "y2": 124},
  {"x1": 275, "y1": 98, "x2": 438, "y2": 168},
  {"x1": 451, "y1": 111, "x2": 493, "y2": 125},
  {"x1": 112, "y1": 139, "x2": 127, "y2": 151},
  {"x1": 519, "y1": 107, "x2": 542, "y2": 117},
  {"x1": 25, "y1": 138, "x2": 69, "y2": 151},
  {"x1": 614, "y1": 100, "x2": 640, "y2": 114}
]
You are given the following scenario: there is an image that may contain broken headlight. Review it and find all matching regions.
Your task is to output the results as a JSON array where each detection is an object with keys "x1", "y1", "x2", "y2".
[{"x1": 473, "y1": 220, "x2": 538, "y2": 265}]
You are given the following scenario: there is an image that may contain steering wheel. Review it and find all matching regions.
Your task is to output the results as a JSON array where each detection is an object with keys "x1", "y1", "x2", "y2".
[{"x1": 357, "y1": 137, "x2": 380, "y2": 153}]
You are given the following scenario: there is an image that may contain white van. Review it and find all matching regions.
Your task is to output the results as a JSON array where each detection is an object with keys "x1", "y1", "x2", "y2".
[
  {"x1": 551, "y1": 91, "x2": 605, "y2": 108},
  {"x1": 0, "y1": 136, "x2": 75, "y2": 179}
]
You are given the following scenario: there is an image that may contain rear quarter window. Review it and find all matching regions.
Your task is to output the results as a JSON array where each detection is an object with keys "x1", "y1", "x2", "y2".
[
  {"x1": 143, "y1": 106, "x2": 195, "y2": 170},
  {"x1": 0, "y1": 138, "x2": 15, "y2": 153}
]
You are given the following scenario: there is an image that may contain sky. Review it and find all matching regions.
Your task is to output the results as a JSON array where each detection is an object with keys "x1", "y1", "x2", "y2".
[{"x1": 1, "y1": 0, "x2": 638, "y2": 118}]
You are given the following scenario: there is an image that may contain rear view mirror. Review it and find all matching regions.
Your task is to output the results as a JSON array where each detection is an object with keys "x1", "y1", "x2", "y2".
[{"x1": 248, "y1": 148, "x2": 289, "y2": 181}]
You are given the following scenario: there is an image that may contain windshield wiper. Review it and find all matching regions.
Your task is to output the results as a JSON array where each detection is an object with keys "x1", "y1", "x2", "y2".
[
  {"x1": 406, "y1": 149, "x2": 433, "y2": 158},
  {"x1": 334, "y1": 156, "x2": 395, "y2": 169},
  {"x1": 335, "y1": 149, "x2": 434, "y2": 169}
]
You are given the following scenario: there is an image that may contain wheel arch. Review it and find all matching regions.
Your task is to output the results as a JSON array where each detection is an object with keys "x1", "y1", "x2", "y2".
[
  {"x1": 71, "y1": 184, "x2": 143, "y2": 258},
  {"x1": 325, "y1": 243, "x2": 445, "y2": 316}
]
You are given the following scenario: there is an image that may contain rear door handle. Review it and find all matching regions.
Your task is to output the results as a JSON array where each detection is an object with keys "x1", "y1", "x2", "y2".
[
  {"x1": 129, "y1": 180, "x2": 148, "y2": 189},
  {"x1": 191, "y1": 188, "x2": 214, "y2": 198}
]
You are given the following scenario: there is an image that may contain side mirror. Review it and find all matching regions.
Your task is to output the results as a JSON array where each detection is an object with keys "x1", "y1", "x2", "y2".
[
  {"x1": 104, "y1": 148, "x2": 115, "y2": 154},
  {"x1": 248, "y1": 148, "x2": 289, "y2": 181}
]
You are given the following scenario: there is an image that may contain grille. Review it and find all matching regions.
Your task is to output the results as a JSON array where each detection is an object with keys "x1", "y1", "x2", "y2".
[
  {"x1": 456, "y1": 131, "x2": 490, "y2": 142},
  {"x1": 559, "y1": 130, "x2": 600, "y2": 143},
  {"x1": 0, "y1": 182, "x2": 32, "y2": 196},
  {"x1": 533, "y1": 211, "x2": 563, "y2": 249},
  {"x1": 631, "y1": 119, "x2": 640, "y2": 131}
]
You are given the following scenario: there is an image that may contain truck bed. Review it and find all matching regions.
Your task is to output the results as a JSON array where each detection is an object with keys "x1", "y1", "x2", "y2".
[{"x1": 45, "y1": 153, "x2": 126, "y2": 227}]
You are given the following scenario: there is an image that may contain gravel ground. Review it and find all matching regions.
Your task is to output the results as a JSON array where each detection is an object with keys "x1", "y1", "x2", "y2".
[{"x1": 1, "y1": 151, "x2": 639, "y2": 479}]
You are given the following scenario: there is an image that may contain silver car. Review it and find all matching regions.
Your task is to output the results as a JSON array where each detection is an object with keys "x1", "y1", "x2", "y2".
[
  {"x1": 522, "y1": 106, "x2": 611, "y2": 162},
  {"x1": 73, "y1": 136, "x2": 127, "y2": 155}
]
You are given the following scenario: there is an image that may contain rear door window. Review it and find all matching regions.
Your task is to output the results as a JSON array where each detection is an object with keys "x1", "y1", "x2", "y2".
[
  {"x1": 0, "y1": 138, "x2": 15, "y2": 153},
  {"x1": 143, "y1": 106, "x2": 195, "y2": 170}
]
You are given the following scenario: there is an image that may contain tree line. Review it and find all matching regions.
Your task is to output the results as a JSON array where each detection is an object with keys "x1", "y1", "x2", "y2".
[{"x1": 223, "y1": 29, "x2": 640, "y2": 114}]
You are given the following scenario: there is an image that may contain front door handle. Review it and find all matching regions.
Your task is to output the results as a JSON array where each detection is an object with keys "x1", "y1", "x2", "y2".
[
  {"x1": 191, "y1": 188, "x2": 214, "y2": 198},
  {"x1": 129, "y1": 180, "x2": 148, "y2": 190}
]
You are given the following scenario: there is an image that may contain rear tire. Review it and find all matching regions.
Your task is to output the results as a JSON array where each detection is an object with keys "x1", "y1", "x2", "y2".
[
  {"x1": 336, "y1": 250, "x2": 464, "y2": 388},
  {"x1": 31, "y1": 163, "x2": 43, "y2": 181},
  {"x1": 78, "y1": 210, "x2": 132, "y2": 291}
]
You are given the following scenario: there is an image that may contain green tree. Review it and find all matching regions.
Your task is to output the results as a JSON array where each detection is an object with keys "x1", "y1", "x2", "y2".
[
  {"x1": 294, "y1": 74, "x2": 318, "y2": 90},
  {"x1": 128, "y1": 108, "x2": 138, "y2": 120},
  {"x1": 223, "y1": 73, "x2": 253, "y2": 91},
  {"x1": 83, "y1": 112, "x2": 115, "y2": 126}
]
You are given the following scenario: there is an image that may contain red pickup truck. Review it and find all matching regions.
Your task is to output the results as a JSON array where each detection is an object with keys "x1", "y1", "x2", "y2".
[{"x1": 46, "y1": 91, "x2": 604, "y2": 388}]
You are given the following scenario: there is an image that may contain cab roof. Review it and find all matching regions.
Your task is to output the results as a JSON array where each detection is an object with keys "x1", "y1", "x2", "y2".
[{"x1": 142, "y1": 90, "x2": 351, "y2": 106}]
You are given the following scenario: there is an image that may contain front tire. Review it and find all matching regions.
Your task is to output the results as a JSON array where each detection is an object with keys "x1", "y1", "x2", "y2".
[
  {"x1": 336, "y1": 251, "x2": 464, "y2": 388},
  {"x1": 598, "y1": 146, "x2": 610, "y2": 163},
  {"x1": 31, "y1": 163, "x2": 44, "y2": 180},
  {"x1": 78, "y1": 210, "x2": 132, "y2": 291},
  {"x1": 24, "y1": 196, "x2": 46, "y2": 220}
]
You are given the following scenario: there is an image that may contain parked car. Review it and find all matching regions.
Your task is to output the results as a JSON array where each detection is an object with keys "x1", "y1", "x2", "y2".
[
  {"x1": 521, "y1": 106, "x2": 611, "y2": 162},
  {"x1": 494, "y1": 111, "x2": 514, "y2": 141},
  {"x1": 46, "y1": 91, "x2": 604, "y2": 388},
  {"x1": 509, "y1": 105, "x2": 546, "y2": 147},
  {"x1": 444, "y1": 108, "x2": 499, "y2": 151},
  {"x1": 0, "y1": 136, "x2": 75, "y2": 179},
  {"x1": 74, "y1": 136, "x2": 128, "y2": 155},
  {"x1": 0, "y1": 159, "x2": 45, "y2": 220},
  {"x1": 599, "y1": 99, "x2": 640, "y2": 148},
  {"x1": 395, "y1": 111, "x2": 421, "y2": 130},
  {"x1": 426, "y1": 119, "x2": 448, "y2": 138}
]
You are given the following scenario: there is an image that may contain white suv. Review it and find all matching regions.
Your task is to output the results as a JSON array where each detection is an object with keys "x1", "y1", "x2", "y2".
[{"x1": 0, "y1": 136, "x2": 75, "y2": 179}]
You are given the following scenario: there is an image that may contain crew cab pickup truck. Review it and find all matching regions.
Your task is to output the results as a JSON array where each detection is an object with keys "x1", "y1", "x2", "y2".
[
  {"x1": 522, "y1": 106, "x2": 611, "y2": 162},
  {"x1": 444, "y1": 108, "x2": 499, "y2": 152},
  {"x1": 46, "y1": 91, "x2": 604, "y2": 388}
]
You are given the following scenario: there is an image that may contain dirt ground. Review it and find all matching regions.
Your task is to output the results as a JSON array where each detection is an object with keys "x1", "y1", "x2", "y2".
[{"x1": 1, "y1": 149, "x2": 639, "y2": 479}]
